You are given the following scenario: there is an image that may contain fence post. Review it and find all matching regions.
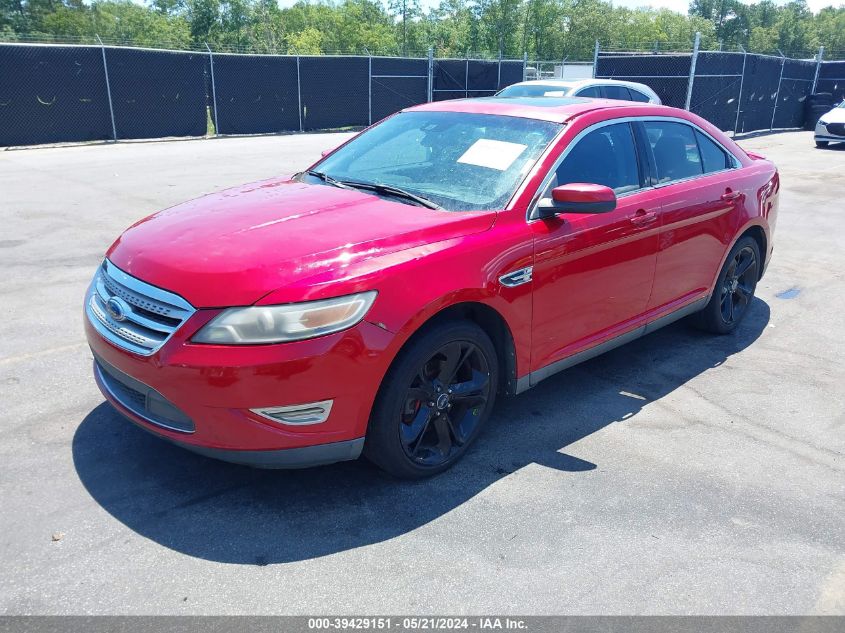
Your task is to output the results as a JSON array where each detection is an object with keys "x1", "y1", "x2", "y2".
[
  {"x1": 592, "y1": 40, "x2": 599, "y2": 78},
  {"x1": 205, "y1": 42, "x2": 219, "y2": 136},
  {"x1": 770, "y1": 52, "x2": 786, "y2": 131},
  {"x1": 367, "y1": 50, "x2": 372, "y2": 126},
  {"x1": 497, "y1": 47, "x2": 502, "y2": 90},
  {"x1": 522, "y1": 52, "x2": 527, "y2": 81},
  {"x1": 96, "y1": 35, "x2": 117, "y2": 141},
  {"x1": 560, "y1": 56, "x2": 568, "y2": 79},
  {"x1": 811, "y1": 46, "x2": 824, "y2": 94},
  {"x1": 427, "y1": 47, "x2": 434, "y2": 102},
  {"x1": 465, "y1": 56, "x2": 469, "y2": 98},
  {"x1": 296, "y1": 55, "x2": 303, "y2": 132},
  {"x1": 734, "y1": 45, "x2": 747, "y2": 136},
  {"x1": 684, "y1": 31, "x2": 701, "y2": 111}
]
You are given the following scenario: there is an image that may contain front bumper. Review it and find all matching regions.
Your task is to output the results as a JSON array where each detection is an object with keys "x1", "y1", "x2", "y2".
[
  {"x1": 815, "y1": 121, "x2": 845, "y2": 142},
  {"x1": 85, "y1": 307, "x2": 395, "y2": 468}
]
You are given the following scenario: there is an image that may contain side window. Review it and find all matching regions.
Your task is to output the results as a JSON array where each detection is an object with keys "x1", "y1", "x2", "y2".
[
  {"x1": 696, "y1": 130, "x2": 732, "y2": 173},
  {"x1": 576, "y1": 86, "x2": 602, "y2": 98},
  {"x1": 602, "y1": 85, "x2": 631, "y2": 101},
  {"x1": 642, "y1": 121, "x2": 703, "y2": 183},
  {"x1": 549, "y1": 122, "x2": 641, "y2": 195},
  {"x1": 627, "y1": 89, "x2": 651, "y2": 103}
]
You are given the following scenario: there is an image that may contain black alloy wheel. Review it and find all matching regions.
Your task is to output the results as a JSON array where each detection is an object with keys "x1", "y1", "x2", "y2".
[
  {"x1": 719, "y1": 245, "x2": 758, "y2": 327},
  {"x1": 692, "y1": 235, "x2": 761, "y2": 334},
  {"x1": 364, "y1": 321, "x2": 498, "y2": 478},
  {"x1": 399, "y1": 340, "x2": 492, "y2": 467}
]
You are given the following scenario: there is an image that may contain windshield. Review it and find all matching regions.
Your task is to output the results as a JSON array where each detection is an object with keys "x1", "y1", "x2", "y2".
[
  {"x1": 312, "y1": 111, "x2": 560, "y2": 211},
  {"x1": 497, "y1": 84, "x2": 573, "y2": 97}
]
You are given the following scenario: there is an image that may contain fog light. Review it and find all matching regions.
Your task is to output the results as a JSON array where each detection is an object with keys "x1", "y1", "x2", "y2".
[{"x1": 250, "y1": 400, "x2": 333, "y2": 425}]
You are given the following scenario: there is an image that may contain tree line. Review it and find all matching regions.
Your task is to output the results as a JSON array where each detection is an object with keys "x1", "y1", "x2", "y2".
[{"x1": 1, "y1": 0, "x2": 843, "y2": 60}]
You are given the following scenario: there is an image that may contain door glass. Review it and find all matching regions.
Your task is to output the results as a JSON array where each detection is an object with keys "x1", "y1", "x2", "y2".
[
  {"x1": 602, "y1": 85, "x2": 632, "y2": 100},
  {"x1": 627, "y1": 89, "x2": 651, "y2": 103},
  {"x1": 696, "y1": 130, "x2": 731, "y2": 173},
  {"x1": 550, "y1": 123, "x2": 641, "y2": 195},
  {"x1": 576, "y1": 86, "x2": 602, "y2": 98},
  {"x1": 643, "y1": 121, "x2": 704, "y2": 183}
]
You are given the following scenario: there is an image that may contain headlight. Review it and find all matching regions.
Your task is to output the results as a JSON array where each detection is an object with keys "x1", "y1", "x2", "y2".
[
  {"x1": 193, "y1": 291, "x2": 377, "y2": 344},
  {"x1": 818, "y1": 119, "x2": 828, "y2": 126}
]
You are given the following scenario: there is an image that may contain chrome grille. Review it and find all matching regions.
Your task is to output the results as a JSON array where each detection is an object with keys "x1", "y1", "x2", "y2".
[{"x1": 86, "y1": 260, "x2": 195, "y2": 356}]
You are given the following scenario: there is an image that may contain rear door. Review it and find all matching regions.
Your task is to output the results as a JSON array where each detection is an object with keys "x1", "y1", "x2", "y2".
[
  {"x1": 601, "y1": 85, "x2": 633, "y2": 101},
  {"x1": 574, "y1": 86, "x2": 602, "y2": 98},
  {"x1": 637, "y1": 119, "x2": 744, "y2": 312}
]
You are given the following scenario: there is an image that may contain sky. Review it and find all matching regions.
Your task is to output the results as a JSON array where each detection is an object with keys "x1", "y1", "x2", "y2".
[{"x1": 276, "y1": 0, "x2": 843, "y2": 14}]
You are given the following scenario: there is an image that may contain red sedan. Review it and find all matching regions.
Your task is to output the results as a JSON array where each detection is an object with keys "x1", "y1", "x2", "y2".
[{"x1": 84, "y1": 97, "x2": 779, "y2": 478}]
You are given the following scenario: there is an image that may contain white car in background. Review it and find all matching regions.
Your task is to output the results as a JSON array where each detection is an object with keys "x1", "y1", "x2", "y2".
[
  {"x1": 815, "y1": 101, "x2": 845, "y2": 148},
  {"x1": 496, "y1": 78, "x2": 662, "y2": 104}
]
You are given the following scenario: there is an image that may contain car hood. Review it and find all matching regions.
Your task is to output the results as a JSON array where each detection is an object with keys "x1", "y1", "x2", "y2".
[
  {"x1": 821, "y1": 107, "x2": 845, "y2": 124},
  {"x1": 106, "y1": 177, "x2": 496, "y2": 307}
]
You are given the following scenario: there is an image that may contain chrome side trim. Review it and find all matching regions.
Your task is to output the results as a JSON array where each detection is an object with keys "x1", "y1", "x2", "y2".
[
  {"x1": 514, "y1": 297, "x2": 708, "y2": 394},
  {"x1": 250, "y1": 400, "x2": 334, "y2": 426},
  {"x1": 499, "y1": 266, "x2": 533, "y2": 287},
  {"x1": 643, "y1": 296, "x2": 708, "y2": 334},
  {"x1": 527, "y1": 326, "x2": 647, "y2": 390}
]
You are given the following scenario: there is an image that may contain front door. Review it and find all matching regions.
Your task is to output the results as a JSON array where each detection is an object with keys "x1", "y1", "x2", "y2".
[{"x1": 530, "y1": 121, "x2": 662, "y2": 374}]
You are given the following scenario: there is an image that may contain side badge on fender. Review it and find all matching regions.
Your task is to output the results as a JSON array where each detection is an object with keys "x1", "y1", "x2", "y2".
[{"x1": 499, "y1": 266, "x2": 533, "y2": 288}]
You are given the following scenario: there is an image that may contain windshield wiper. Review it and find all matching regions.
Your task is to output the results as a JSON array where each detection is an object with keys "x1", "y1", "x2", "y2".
[
  {"x1": 300, "y1": 170, "x2": 354, "y2": 190},
  {"x1": 340, "y1": 180, "x2": 443, "y2": 210}
]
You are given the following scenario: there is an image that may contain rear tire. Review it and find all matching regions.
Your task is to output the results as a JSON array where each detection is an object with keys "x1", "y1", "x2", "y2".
[
  {"x1": 692, "y1": 236, "x2": 760, "y2": 334},
  {"x1": 816, "y1": 140, "x2": 829, "y2": 148},
  {"x1": 364, "y1": 321, "x2": 498, "y2": 479}
]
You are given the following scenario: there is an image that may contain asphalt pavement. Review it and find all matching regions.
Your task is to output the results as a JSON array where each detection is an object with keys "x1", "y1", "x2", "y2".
[{"x1": 1, "y1": 130, "x2": 843, "y2": 614}]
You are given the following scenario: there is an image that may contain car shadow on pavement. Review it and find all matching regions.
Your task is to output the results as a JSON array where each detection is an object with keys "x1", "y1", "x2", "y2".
[{"x1": 73, "y1": 299, "x2": 770, "y2": 565}]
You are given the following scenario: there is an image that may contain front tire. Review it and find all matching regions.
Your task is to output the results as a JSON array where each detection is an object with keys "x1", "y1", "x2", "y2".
[
  {"x1": 364, "y1": 321, "x2": 498, "y2": 479},
  {"x1": 693, "y1": 236, "x2": 760, "y2": 334},
  {"x1": 816, "y1": 140, "x2": 829, "y2": 148}
]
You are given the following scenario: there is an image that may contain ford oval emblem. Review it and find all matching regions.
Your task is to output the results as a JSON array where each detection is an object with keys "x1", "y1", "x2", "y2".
[{"x1": 105, "y1": 297, "x2": 128, "y2": 322}]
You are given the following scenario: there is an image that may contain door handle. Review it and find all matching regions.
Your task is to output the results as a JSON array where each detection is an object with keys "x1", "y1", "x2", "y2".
[
  {"x1": 721, "y1": 189, "x2": 742, "y2": 201},
  {"x1": 630, "y1": 210, "x2": 658, "y2": 226}
]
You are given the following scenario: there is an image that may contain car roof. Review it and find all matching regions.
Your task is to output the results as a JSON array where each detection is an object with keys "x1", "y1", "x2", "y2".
[
  {"x1": 509, "y1": 79, "x2": 578, "y2": 88},
  {"x1": 509, "y1": 78, "x2": 652, "y2": 90},
  {"x1": 405, "y1": 96, "x2": 669, "y2": 124}
]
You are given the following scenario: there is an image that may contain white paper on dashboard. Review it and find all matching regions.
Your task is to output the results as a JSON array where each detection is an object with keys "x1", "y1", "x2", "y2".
[{"x1": 457, "y1": 139, "x2": 527, "y2": 171}]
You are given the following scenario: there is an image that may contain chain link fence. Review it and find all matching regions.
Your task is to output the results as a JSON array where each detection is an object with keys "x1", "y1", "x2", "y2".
[
  {"x1": 596, "y1": 36, "x2": 845, "y2": 136},
  {"x1": 0, "y1": 42, "x2": 525, "y2": 147},
  {"x1": 3, "y1": 38, "x2": 844, "y2": 147}
]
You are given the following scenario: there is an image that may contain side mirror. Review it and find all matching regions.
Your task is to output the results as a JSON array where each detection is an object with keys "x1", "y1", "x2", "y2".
[{"x1": 537, "y1": 183, "x2": 617, "y2": 218}]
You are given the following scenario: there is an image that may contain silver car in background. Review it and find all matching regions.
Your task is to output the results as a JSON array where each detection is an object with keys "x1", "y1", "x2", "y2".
[
  {"x1": 496, "y1": 78, "x2": 661, "y2": 104},
  {"x1": 815, "y1": 101, "x2": 845, "y2": 148}
]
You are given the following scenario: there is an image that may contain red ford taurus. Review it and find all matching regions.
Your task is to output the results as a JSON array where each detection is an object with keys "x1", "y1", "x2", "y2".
[{"x1": 84, "y1": 97, "x2": 779, "y2": 478}]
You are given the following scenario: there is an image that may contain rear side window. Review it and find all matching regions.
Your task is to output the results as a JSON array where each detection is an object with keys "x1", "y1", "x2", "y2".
[
  {"x1": 643, "y1": 121, "x2": 703, "y2": 183},
  {"x1": 576, "y1": 86, "x2": 602, "y2": 98},
  {"x1": 627, "y1": 89, "x2": 651, "y2": 103},
  {"x1": 696, "y1": 130, "x2": 731, "y2": 173},
  {"x1": 551, "y1": 122, "x2": 641, "y2": 195},
  {"x1": 602, "y1": 85, "x2": 631, "y2": 101}
]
